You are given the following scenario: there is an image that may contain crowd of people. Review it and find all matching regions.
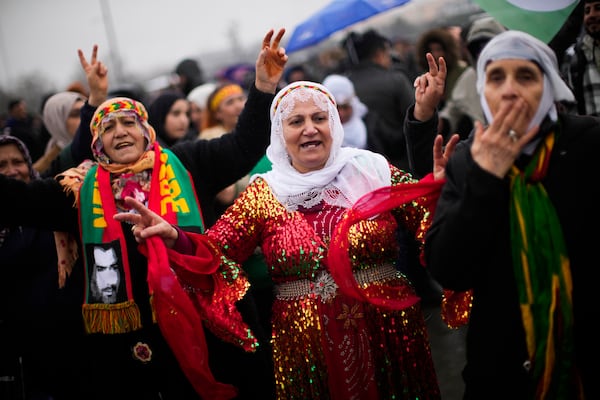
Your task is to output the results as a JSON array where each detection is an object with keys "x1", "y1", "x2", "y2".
[{"x1": 0, "y1": 3, "x2": 597, "y2": 399}]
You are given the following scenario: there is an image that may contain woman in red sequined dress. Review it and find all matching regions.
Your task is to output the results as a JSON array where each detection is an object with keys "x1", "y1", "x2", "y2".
[{"x1": 118, "y1": 50, "x2": 460, "y2": 399}]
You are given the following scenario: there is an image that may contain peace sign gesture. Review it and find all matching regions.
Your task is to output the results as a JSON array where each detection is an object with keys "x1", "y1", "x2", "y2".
[
  {"x1": 255, "y1": 28, "x2": 288, "y2": 94},
  {"x1": 114, "y1": 197, "x2": 179, "y2": 248},
  {"x1": 77, "y1": 44, "x2": 108, "y2": 107}
]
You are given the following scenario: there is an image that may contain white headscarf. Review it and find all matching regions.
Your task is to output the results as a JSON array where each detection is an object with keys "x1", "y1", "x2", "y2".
[
  {"x1": 476, "y1": 30, "x2": 575, "y2": 132},
  {"x1": 43, "y1": 91, "x2": 86, "y2": 150},
  {"x1": 322, "y1": 74, "x2": 368, "y2": 149},
  {"x1": 187, "y1": 82, "x2": 217, "y2": 110},
  {"x1": 255, "y1": 81, "x2": 390, "y2": 211}
]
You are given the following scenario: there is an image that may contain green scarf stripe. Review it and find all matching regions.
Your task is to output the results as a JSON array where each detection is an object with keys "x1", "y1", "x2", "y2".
[
  {"x1": 80, "y1": 164, "x2": 103, "y2": 243},
  {"x1": 79, "y1": 164, "x2": 102, "y2": 298},
  {"x1": 161, "y1": 148, "x2": 204, "y2": 231},
  {"x1": 509, "y1": 132, "x2": 576, "y2": 399}
]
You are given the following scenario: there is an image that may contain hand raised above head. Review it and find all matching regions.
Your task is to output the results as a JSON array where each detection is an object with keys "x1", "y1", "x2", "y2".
[
  {"x1": 77, "y1": 44, "x2": 108, "y2": 107},
  {"x1": 413, "y1": 52, "x2": 447, "y2": 121},
  {"x1": 255, "y1": 28, "x2": 288, "y2": 94}
]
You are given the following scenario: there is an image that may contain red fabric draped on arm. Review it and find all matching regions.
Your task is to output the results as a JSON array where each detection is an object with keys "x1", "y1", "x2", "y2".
[{"x1": 327, "y1": 174, "x2": 443, "y2": 310}]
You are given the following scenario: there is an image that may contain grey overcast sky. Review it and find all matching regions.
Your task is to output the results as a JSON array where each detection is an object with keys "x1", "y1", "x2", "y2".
[{"x1": 0, "y1": 0, "x2": 335, "y2": 91}]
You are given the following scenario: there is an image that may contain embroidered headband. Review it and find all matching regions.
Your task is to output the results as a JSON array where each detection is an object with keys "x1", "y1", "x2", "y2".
[
  {"x1": 209, "y1": 84, "x2": 244, "y2": 113},
  {"x1": 271, "y1": 82, "x2": 336, "y2": 118},
  {"x1": 91, "y1": 97, "x2": 150, "y2": 135},
  {"x1": 90, "y1": 97, "x2": 156, "y2": 163}
]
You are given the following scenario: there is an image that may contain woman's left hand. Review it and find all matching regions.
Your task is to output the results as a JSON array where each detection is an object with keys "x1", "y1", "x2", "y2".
[
  {"x1": 255, "y1": 28, "x2": 288, "y2": 94},
  {"x1": 113, "y1": 197, "x2": 179, "y2": 248},
  {"x1": 433, "y1": 133, "x2": 459, "y2": 181}
]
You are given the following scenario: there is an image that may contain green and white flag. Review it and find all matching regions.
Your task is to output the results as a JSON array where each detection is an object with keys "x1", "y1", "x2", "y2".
[{"x1": 473, "y1": 0, "x2": 579, "y2": 43}]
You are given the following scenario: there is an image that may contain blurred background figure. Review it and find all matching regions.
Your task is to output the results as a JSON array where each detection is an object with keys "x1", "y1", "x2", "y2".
[
  {"x1": 343, "y1": 29, "x2": 415, "y2": 173},
  {"x1": 390, "y1": 35, "x2": 420, "y2": 82},
  {"x1": 3, "y1": 99, "x2": 44, "y2": 162},
  {"x1": 322, "y1": 74, "x2": 368, "y2": 149},
  {"x1": 33, "y1": 91, "x2": 86, "y2": 174},
  {"x1": 186, "y1": 82, "x2": 217, "y2": 135},
  {"x1": 438, "y1": 15, "x2": 506, "y2": 140},
  {"x1": 147, "y1": 90, "x2": 197, "y2": 148},
  {"x1": 216, "y1": 63, "x2": 256, "y2": 91},
  {"x1": 173, "y1": 58, "x2": 205, "y2": 96},
  {"x1": 0, "y1": 135, "x2": 81, "y2": 400},
  {"x1": 282, "y1": 63, "x2": 316, "y2": 88},
  {"x1": 561, "y1": 0, "x2": 600, "y2": 116},
  {"x1": 65, "y1": 80, "x2": 89, "y2": 98},
  {"x1": 415, "y1": 27, "x2": 468, "y2": 115},
  {"x1": 199, "y1": 82, "x2": 246, "y2": 140},
  {"x1": 199, "y1": 82, "x2": 249, "y2": 217}
]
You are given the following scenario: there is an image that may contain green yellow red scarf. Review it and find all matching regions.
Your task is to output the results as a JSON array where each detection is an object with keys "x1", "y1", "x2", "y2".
[
  {"x1": 78, "y1": 144, "x2": 203, "y2": 333},
  {"x1": 509, "y1": 132, "x2": 581, "y2": 399}
]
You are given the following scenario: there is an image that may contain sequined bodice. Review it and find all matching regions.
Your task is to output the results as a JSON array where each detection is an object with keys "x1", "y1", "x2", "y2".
[{"x1": 207, "y1": 177, "x2": 427, "y2": 284}]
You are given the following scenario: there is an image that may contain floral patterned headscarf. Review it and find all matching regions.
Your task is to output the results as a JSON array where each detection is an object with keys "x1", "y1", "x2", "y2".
[{"x1": 90, "y1": 97, "x2": 156, "y2": 165}]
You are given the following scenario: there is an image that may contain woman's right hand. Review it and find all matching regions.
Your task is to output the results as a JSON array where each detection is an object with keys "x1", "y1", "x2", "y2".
[
  {"x1": 114, "y1": 197, "x2": 179, "y2": 248},
  {"x1": 77, "y1": 45, "x2": 108, "y2": 107}
]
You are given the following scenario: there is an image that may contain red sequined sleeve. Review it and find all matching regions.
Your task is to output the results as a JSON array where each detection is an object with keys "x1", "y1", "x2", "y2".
[{"x1": 206, "y1": 179, "x2": 270, "y2": 263}]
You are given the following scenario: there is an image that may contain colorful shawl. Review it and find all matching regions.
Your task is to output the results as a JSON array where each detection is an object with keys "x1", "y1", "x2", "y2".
[{"x1": 509, "y1": 132, "x2": 581, "y2": 399}]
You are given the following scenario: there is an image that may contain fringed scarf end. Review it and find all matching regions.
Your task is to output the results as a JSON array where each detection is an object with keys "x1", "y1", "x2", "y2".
[{"x1": 83, "y1": 300, "x2": 142, "y2": 334}]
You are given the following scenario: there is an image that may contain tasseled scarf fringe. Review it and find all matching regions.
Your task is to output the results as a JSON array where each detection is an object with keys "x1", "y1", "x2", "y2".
[{"x1": 82, "y1": 300, "x2": 142, "y2": 334}]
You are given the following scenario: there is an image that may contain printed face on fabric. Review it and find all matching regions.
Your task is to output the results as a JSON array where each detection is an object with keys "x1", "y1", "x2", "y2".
[
  {"x1": 0, "y1": 143, "x2": 31, "y2": 182},
  {"x1": 90, "y1": 245, "x2": 121, "y2": 304},
  {"x1": 282, "y1": 97, "x2": 333, "y2": 173}
]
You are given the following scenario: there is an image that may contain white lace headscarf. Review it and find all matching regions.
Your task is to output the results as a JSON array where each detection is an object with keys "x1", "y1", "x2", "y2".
[
  {"x1": 254, "y1": 81, "x2": 390, "y2": 211},
  {"x1": 477, "y1": 30, "x2": 575, "y2": 132}
]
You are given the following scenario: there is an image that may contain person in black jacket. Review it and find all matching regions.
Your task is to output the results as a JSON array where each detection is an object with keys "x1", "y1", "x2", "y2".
[
  {"x1": 424, "y1": 30, "x2": 598, "y2": 399},
  {"x1": 0, "y1": 135, "x2": 82, "y2": 400},
  {"x1": 0, "y1": 28, "x2": 287, "y2": 400}
]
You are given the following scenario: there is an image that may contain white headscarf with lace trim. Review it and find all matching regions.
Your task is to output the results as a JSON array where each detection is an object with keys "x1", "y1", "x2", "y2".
[{"x1": 254, "y1": 81, "x2": 390, "y2": 211}]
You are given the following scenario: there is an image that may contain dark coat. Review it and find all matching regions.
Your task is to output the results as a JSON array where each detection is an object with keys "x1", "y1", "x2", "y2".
[
  {"x1": 424, "y1": 113, "x2": 600, "y2": 399},
  {"x1": 0, "y1": 224, "x2": 83, "y2": 399},
  {"x1": 347, "y1": 61, "x2": 415, "y2": 172}
]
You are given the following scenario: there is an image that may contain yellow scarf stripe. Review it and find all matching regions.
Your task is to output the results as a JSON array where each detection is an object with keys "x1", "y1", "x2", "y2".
[
  {"x1": 520, "y1": 305, "x2": 535, "y2": 360},
  {"x1": 540, "y1": 275, "x2": 559, "y2": 399},
  {"x1": 561, "y1": 255, "x2": 573, "y2": 303}
]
